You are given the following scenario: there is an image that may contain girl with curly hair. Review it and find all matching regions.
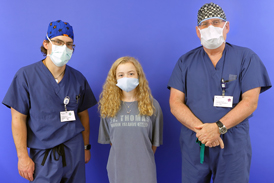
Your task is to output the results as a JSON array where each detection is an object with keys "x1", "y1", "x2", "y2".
[{"x1": 98, "y1": 56, "x2": 163, "y2": 183}]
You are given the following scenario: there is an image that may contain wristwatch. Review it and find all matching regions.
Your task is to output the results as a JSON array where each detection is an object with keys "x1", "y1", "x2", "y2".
[
  {"x1": 216, "y1": 120, "x2": 227, "y2": 134},
  {"x1": 84, "y1": 144, "x2": 91, "y2": 150}
]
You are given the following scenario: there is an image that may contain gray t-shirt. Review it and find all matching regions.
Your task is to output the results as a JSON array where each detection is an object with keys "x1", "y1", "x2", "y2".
[{"x1": 98, "y1": 98, "x2": 163, "y2": 183}]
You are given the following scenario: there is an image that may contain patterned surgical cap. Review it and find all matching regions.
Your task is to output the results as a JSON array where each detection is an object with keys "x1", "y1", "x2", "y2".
[
  {"x1": 45, "y1": 20, "x2": 74, "y2": 41},
  {"x1": 197, "y1": 2, "x2": 226, "y2": 25}
]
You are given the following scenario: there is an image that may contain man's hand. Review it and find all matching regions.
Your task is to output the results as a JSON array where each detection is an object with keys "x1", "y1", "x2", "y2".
[
  {"x1": 195, "y1": 123, "x2": 224, "y2": 148},
  {"x1": 18, "y1": 156, "x2": 35, "y2": 181},
  {"x1": 207, "y1": 137, "x2": 224, "y2": 149},
  {"x1": 85, "y1": 150, "x2": 91, "y2": 164},
  {"x1": 11, "y1": 108, "x2": 34, "y2": 180}
]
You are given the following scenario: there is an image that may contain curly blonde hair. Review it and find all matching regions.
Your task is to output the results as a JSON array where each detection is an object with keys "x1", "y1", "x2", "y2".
[{"x1": 99, "y1": 56, "x2": 154, "y2": 118}]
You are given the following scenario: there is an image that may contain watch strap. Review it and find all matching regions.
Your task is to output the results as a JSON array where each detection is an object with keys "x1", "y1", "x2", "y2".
[
  {"x1": 216, "y1": 120, "x2": 224, "y2": 127},
  {"x1": 84, "y1": 144, "x2": 91, "y2": 150}
]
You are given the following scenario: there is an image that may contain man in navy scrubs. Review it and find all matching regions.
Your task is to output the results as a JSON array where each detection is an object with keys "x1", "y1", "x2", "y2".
[
  {"x1": 168, "y1": 3, "x2": 271, "y2": 183},
  {"x1": 2, "y1": 20, "x2": 97, "y2": 182}
]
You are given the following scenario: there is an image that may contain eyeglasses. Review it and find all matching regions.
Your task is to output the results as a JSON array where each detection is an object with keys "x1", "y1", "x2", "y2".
[
  {"x1": 50, "y1": 39, "x2": 75, "y2": 50},
  {"x1": 199, "y1": 19, "x2": 225, "y2": 29}
]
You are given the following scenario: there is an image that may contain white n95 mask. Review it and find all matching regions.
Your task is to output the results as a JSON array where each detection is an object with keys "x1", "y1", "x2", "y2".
[
  {"x1": 199, "y1": 21, "x2": 227, "y2": 49},
  {"x1": 116, "y1": 78, "x2": 139, "y2": 92},
  {"x1": 47, "y1": 35, "x2": 73, "y2": 67}
]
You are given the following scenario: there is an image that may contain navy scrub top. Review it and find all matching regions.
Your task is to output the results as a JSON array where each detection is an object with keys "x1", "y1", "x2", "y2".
[
  {"x1": 168, "y1": 43, "x2": 272, "y2": 124},
  {"x1": 2, "y1": 61, "x2": 97, "y2": 149}
]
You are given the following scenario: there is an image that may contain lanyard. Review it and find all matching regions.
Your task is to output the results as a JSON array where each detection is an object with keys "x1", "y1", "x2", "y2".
[
  {"x1": 220, "y1": 52, "x2": 227, "y2": 96},
  {"x1": 219, "y1": 51, "x2": 237, "y2": 96},
  {"x1": 196, "y1": 138, "x2": 205, "y2": 164}
]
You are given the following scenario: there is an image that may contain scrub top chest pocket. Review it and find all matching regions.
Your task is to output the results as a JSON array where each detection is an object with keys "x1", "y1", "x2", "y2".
[
  {"x1": 60, "y1": 93, "x2": 81, "y2": 123},
  {"x1": 64, "y1": 92, "x2": 82, "y2": 111}
]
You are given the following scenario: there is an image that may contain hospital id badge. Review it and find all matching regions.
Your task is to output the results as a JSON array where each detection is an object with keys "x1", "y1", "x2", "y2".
[
  {"x1": 60, "y1": 111, "x2": 76, "y2": 122},
  {"x1": 213, "y1": 95, "x2": 233, "y2": 108}
]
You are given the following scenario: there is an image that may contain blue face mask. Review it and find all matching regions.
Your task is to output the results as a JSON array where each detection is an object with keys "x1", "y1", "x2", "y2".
[
  {"x1": 47, "y1": 35, "x2": 73, "y2": 67},
  {"x1": 116, "y1": 78, "x2": 139, "y2": 92}
]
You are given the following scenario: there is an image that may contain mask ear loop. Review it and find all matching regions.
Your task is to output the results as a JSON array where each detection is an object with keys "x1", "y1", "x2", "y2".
[
  {"x1": 46, "y1": 34, "x2": 53, "y2": 43},
  {"x1": 46, "y1": 34, "x2": 53, "y2": 57},
  {"x1": 222, "y1": 21, "x2": 227, "y2": 44},
  {"x1": 222, "y1": 21, "x2": 227, "y2": 29}
]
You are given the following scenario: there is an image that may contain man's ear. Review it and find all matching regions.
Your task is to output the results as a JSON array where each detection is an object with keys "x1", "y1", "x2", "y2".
[
  {"x1": 225, "y1": 21, "x2": 230, "y2": 34},
  {"x1": 196, "y1": 26, "x2": 201, "y2": 39},
  {"x1": 43, "y1": 40, "x2": 49, "y2": 49}
]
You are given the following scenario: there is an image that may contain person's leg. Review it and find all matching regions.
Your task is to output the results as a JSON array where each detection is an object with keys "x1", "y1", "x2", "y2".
[
  {"x1": 180, "y1": 127, "x2": 212, "y2": 183},
  {"x1": 30, "y1": 148, "x2": 64, "y2": 183},
  {"x1": 62, "y1": 133, "x2": 86, "y2": 183},
  {"x1": 212, "y1": 122, "x2": 252, "y2": 183}
]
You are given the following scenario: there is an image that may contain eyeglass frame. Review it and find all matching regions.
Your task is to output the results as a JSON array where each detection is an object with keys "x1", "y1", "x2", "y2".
[
  {"x1": 46, "y1": 34, "x2": 75, "y2": 50},
  {"x1": 49, "y1": 39, "x2": 75, "y2": 50},
  {"x1": 198, "y1": 19, "x2": 226, "y2": 29}
]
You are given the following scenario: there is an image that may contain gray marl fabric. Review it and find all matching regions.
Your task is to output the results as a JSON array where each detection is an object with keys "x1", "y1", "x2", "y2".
[{"x1": 98, "y1": 99, "x2": 163, "y2": 183}]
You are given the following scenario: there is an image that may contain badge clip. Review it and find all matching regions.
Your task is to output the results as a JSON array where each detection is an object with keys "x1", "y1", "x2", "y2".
[{"x1": 63, "y1": 96, "x2": 70, "y2": 111}]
